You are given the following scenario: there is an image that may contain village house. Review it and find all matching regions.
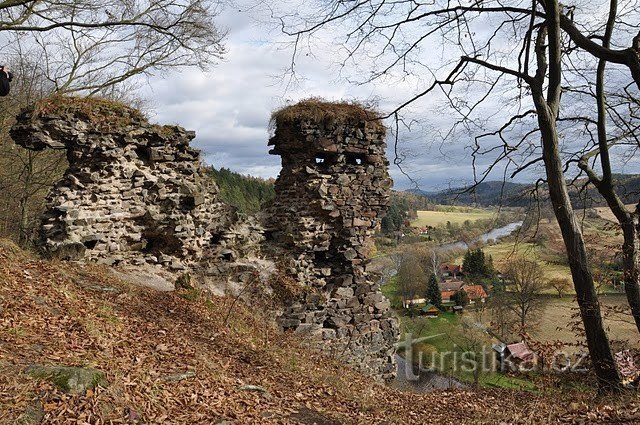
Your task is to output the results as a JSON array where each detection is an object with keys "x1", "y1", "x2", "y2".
[
  {"x1": 439, "y1": 280, "x2": 464, "y2": 292},
  {"x1": 462, "y1": 285, "x2": 488, "y2": 304},
  {"x1": 441, "y1": 290, "x2": 457, "y2": 303},
  {"x1": 402, "y1": 298, "x2": 426, "y2": 309},
  {"x1": 439, "y1": 264, "x2": 463, "y2": 280},
  {"x1": 421, "y1": 304, "x2": 440, "y2": 317},
  {"x1": 493, "y1": 341, "x2": 536, "y2": 372}
]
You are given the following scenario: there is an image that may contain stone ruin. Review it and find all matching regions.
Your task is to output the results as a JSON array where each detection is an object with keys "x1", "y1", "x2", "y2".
[
  {"x1": 10, "y1": 97, "x2": 398, "y2": 381},
  {"x1": 266, "y1": 102, "x2": 398, "y2": 380},
  {"x1": 10, "y1": 98, "x2": 235, "y2": 270}
]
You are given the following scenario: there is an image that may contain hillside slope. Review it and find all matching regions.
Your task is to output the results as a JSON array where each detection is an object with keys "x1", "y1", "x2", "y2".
[
  {"x1": 1, "y1": 241, "x2": 638, "y2": 424},
  {"x1": 417, "y1": 174, "x2": 640, "y2": 208}
]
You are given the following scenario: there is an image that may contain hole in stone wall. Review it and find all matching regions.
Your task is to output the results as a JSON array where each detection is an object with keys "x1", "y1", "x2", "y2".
[
  {"x1": 83, "y1": 240, "x2": 98, "y2": 250},
  {"x1": 345, "y1": 153, "x2": 366, "y2": 166},
  {"x1": 134, "y1": 146, "x2": 151, "y2": 164},
  {"x1": 180, "y1": 195, "x2": 196, "y2": 210},
  {"x1": 141, "y1": 229, "x2": 182, "y2": 256},
  {"x1": 312, "y1": 152, "x2": 337, "y2": 167}
]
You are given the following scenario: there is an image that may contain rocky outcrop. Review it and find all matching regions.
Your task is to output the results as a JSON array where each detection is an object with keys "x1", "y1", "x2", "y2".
[
  {"x1": 266, "y1": 100, "x2": 399, "y2": 381},
  {"x1": 10, "y1": 98, "x2": 234, "y2": 269}
]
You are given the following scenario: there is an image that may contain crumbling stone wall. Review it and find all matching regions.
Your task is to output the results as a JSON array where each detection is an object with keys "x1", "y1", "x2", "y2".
[
  {"x1": 10, "y1": 98, "x2": 234, "y2": 269},
  {"x1": 266, "y1": 101, "x2": 399, "y2": 381},
  {"x1": 11, "y1": 97, "x2": 399, "y2": 381}
]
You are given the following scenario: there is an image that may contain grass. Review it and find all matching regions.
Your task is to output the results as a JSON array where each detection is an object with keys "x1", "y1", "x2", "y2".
[
  {"x1": 396, "y1": 312, "x2": 536, "y2": 390},
  {"x1": 412, "y1": 207, "x2": 496, "y2": 227},
  {"x1": 271, "y1": 98, "x2": 383, "y2": 129},
  {"x1": 479, "y1": 241, "x2": 573, "y2": 282},
  {"x1": 533, "y1": 295, "x2": 639, "y2": 349},
  {"x1": 33, "y1": 96, "x2": 147, "y2": 126}
]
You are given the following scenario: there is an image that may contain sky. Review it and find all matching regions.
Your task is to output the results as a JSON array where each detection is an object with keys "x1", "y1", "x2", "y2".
[
  {"x1": 139, "y1": 2, "x2": 640, "y2": 192},
  {"x1": 138, "y1": 5, "x2": 490, "y2": 192}
]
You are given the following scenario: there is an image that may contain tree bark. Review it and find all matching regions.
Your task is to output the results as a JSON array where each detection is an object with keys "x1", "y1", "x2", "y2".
[
  {"x1": 621, "y1": 213, "x2": 640, "y2": 332},
  {"x1": 533, "y1": 89, "x2": 621, "y2": 390},
  {"x1": 534, "y1": 0, "x2": 621, "y2": 391}
]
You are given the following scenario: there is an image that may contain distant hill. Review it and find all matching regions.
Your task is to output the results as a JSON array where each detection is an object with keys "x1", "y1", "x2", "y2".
[
  {"x1": 206, "y1": 166, "x2": 275, "y2": 214},
  {"x1": 411, "y1": 174, "x2": 640, "y2": 208},
  {"x1": 411, "y1": 181, "x2": 530, "y2": 207}
]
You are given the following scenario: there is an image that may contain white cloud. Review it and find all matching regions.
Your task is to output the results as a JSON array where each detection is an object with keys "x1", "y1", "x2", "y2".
[{"x1": 140, "y1": 3, "x2": 639, "y2": 193}]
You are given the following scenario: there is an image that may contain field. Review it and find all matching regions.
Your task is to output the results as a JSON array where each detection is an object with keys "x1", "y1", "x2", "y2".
[
  {"x1": 533, "y1": 295, "x2": 639, "y2": 349},
  {"x1": 479, "y1": 241, "x2": 573, "y2": 281},
  {"x1": 460, "y1": 213, "x2": 624, "y2": 291},
  {"x1": 412, "y1": 206, "x2": 496, "y2": 227}
]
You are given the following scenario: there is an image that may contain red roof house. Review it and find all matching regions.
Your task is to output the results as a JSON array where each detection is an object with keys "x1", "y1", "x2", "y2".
[{"x1": 462, "y1": 285, "x2": 488, "y2": 303}]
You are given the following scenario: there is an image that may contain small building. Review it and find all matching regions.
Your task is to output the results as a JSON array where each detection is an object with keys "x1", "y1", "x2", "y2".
[
  {"x1": 439, "y1": 280, "x2": 464, "y2": 292},
  {"x1": 402, "y1": 298, "x2": 426, "y2": 309},
  {"x1": 420, "y1": 304, "x2": 440, "y2": 317},
  {"x1": 452, "y1": 305, "x2": 464, "y2": 314},
  {"x1": 440, "y1": 264, "x2": 463, "y2": 280},
  {"x1": 441, "y1": 290, "x2": 457, "y2": 303},
  {"x1": 494, "y1": 342, "x2": 536, "y2": 372},
  {"x1": 462, "y1": 285, "x2": 488, "y2": 304}
]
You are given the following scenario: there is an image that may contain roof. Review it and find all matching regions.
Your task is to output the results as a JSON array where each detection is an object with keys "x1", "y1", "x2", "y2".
[
  {"x1": 440, "y1": 264, "x2": 462, "y2": 274},
  {"x1": 439, "y1": 280, "x2": 464, "y2": 291},
  {"x1": 421, "y1": 304, "x2": 439, "y2": 312},
  {"x1": 506, "y1": 342, "x2": 534, "y2": 361},
  {"x1": 463, "y1": 285, "x2": 488, "y2": 300},
  {"x1": 441, "y1": 290, "x2": 457, "y2": 300}
]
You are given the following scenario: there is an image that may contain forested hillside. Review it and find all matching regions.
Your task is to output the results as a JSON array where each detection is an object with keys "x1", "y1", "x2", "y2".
[
  {"x1": 381, "y1": 191, "x2": 433, "y2": 233},
  {"x1": 414, "y1": 175, "x2": 640, "y2": 208},
  {"x1": 206, "y1": 167, "x2": 275, "y2": 214}
]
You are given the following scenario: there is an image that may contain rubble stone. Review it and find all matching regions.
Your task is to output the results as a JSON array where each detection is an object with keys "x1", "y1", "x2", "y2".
[
  {"x1": 10, "y1": 97, "x2": 399, "y2": 382},
  {"x1": 10, "y1": 98, "x2": 234, "y2": 267},
  {"x1": 266, "y1": 101, "x2": 399, "y2": 381}
]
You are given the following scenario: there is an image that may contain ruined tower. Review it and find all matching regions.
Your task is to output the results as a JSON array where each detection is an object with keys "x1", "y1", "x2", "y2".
[{"x1": 267, "y1": 100, "x2": 399, "y2": 380}]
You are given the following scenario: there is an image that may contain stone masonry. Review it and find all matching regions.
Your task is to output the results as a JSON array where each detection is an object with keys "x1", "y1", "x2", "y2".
[
  {"x1": 10, "y1": 98, "x2": 234, "y2": 269},
  {"x1": 266, "y1": 101, "x2": 399, "y2": 381},
  {"x1": 10, "y1": 97, "x2": 399, "y2": 381}
]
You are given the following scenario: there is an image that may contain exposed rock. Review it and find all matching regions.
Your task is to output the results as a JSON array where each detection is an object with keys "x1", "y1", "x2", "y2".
[
  {"x1": 265, "y1": 100, "x2": 399, "y2": 381},
  {"x1": 25, "y1": 364, "x2": 108, "y2": 394}
]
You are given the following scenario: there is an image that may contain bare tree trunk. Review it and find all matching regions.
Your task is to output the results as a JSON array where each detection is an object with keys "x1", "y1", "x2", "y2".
[
  {"x1": 533, "y1": 1, "x2": 621, "y2": 391},
  {"x1": 574, "y1": 0, "x2": 640, "y2": 335},
  {"x1": 622, "y1": 214, "x2": 640, "y2": 332},
  {"x1": 534, "y1": 90, "x2": 620, "y2": 390}
]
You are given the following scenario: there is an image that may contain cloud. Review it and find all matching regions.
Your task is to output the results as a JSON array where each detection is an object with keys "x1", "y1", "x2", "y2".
[{"x1": 140, "y1": 4, "x2": 639, "y2": 193}]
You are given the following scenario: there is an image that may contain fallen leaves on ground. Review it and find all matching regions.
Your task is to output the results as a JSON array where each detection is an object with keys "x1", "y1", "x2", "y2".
[{"x1": 0, "y1": 241, "x2": 638, "y2": 424}]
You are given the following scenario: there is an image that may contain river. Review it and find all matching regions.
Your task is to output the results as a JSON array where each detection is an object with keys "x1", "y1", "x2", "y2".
[
  {"x1": 437, "y1": 221, "x2": 523, "y2": 252},
  {"x1": 388, "y1": 221, "x2": 524, "y2": 392}
]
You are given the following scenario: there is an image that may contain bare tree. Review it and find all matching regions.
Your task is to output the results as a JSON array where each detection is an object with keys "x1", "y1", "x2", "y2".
[
  {"x1": 488, "y1": 290, "x2": 519, "y2": 342},
  {"x1": 0, "y1": 0, "x2": 225, "y2": 96},
  {"x1": 548, "y1": 277, "x2": 572, "y2": 298},
  {"x1": 0, "y1": 1, "x2": 226, "y2": 245},
  {"x1": 275, "y1": 0, "x2": 637, "y2": 389},
  {"x1": 396, "y1": 250, "x2": 427, "y2": 312},
  {"x1": 503, "y1": 258, "x2": 548, "y2": 332}
]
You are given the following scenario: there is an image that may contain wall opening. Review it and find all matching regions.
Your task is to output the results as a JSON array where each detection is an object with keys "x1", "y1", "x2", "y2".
[
  {"x1": 345, "y1": 153, "x2": 366, "y2": 166},
  {"x1": 313, "y1": 152, "x2": 337, "y2": 167}
]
